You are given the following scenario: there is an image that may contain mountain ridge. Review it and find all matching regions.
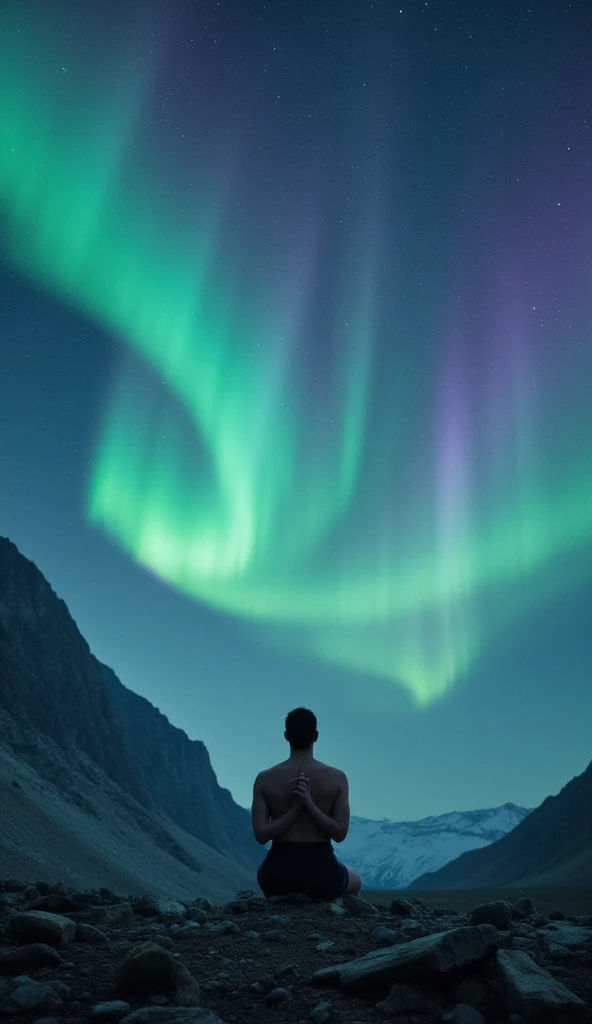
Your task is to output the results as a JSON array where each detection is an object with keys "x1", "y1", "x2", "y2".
[
  {"x1": 340, "y1": 803, "x2": 531, "y2": 890},
  {"x1": 0, "y1": 536, "x2": 257, "y2": 898},
  {"x1": 409, "y1": 757, "x2": 592, "y2": 889}
]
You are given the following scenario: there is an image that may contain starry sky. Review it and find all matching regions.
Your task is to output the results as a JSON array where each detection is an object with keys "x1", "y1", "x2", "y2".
[{"x1": 1, "y1": 0, "x2": 591, "y2": 821}]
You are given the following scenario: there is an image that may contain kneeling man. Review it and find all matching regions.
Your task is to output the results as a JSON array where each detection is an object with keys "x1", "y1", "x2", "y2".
[{"x1": 251, "y1": 707, "x2": 362, "y2": 900}]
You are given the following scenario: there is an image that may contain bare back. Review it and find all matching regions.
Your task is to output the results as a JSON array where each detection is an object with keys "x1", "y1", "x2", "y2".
[{"x1": 260, "y1": 758, "x2": 346, "y2": 842}]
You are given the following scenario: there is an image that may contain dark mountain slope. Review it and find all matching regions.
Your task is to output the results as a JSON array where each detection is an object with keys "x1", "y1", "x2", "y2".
[
  {"x1": 0, "y1": 537, "x2": 258, "y2": 895},
  {"x1": 103, "y1": 665, "x2": 260, "y2": 870},
  {"x1": 410, "y1": 757, "x2": 592, "y2": 889}
]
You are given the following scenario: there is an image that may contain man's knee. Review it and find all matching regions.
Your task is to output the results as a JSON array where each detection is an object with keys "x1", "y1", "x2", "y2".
[{"x1": 346, "y1": 867, "x2": 362, "y2": 895}]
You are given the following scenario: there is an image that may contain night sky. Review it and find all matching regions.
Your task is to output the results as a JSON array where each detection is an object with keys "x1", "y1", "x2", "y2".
[{"x1": 1, "y1": 0, "x2": 591, "y2": 821}]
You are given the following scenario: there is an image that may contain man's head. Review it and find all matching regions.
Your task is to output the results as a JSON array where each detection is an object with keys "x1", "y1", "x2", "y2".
[{"x1": 285, "y1": 707, "x2": 318, "y2": 750}]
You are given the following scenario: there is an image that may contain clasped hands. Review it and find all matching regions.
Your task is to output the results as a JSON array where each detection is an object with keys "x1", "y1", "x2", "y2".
[{"x1": 291, "y1": 771, "x2": 314, "y2": 809}]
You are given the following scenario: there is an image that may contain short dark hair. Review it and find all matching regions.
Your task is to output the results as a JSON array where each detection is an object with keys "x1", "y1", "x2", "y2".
[{"x1": 285, "y1": 707, "x2": 317, "y2": 750}]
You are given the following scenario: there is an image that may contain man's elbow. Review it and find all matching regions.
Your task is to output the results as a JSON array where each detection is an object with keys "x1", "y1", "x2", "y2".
[
  {"x1": 253, "y1": 831, "x2": 267, "y2": 845},
  {"x1": 334, "y1": 827, "x2": 348, "y2": 843}
]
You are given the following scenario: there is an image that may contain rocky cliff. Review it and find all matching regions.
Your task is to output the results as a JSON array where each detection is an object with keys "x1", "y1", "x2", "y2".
[
  {"x1": 103, "y1": 665, "x2": 261, "y2": 870},
  {"x1": 0, "y1": 537, "x2": 258, "y2": 898}
]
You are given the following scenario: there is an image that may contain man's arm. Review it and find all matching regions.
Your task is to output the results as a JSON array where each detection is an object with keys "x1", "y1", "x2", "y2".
[
  {"x1": 295, "y1": 771, "x2": 350, "y2": 843},
  {"x1": 251, "y1": 772, "x2": 301, "y2": 845}
]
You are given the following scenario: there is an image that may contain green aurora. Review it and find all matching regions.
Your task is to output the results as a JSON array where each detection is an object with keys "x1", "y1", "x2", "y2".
[{"x1": 1, "y1": 8, "x2": 590, "y2": 706}]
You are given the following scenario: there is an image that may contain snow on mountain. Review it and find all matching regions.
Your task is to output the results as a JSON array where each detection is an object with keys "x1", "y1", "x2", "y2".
[{"x1": 340, "y1": 803, "x2": 531, "y2": 890}]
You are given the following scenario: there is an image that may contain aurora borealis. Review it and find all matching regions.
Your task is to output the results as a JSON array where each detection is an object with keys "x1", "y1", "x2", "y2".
[{"x1": 1, "y1": 0, "x2": 590, "y2": 816}]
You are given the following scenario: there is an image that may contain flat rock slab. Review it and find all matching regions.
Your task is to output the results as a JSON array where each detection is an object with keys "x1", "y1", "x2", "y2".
[
  {"x1": 495, "y1": 948, "x2": 586, "y2": 1023},
  {"x1": 539, "y1": 925, "x2": 592, "y2": 950},
  {"x1": 312, "y1": 924, "x2": 501, "y2": 991}
]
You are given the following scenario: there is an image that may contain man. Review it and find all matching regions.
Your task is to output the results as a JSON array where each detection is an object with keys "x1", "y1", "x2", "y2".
[{"x1": 251, "y1": 707, "x2": 362, "y2": 900}]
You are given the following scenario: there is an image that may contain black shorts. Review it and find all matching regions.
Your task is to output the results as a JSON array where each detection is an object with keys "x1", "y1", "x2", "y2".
[{"x1": 257, "y1": 841, "x2": 349, "y2": 901}]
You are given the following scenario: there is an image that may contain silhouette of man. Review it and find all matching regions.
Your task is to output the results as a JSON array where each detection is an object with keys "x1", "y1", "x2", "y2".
[{"x1": 252, "y1": 707, "x2": 362, "y2": 900}]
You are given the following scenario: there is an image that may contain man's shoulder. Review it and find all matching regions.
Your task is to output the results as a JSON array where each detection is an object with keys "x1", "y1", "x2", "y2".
[
  {"x1": 315, "y1": 761, "x2": 347, "y2": 784},
  {"x1": 255, "y1": 761, "x2": 288, "y2": 781}
]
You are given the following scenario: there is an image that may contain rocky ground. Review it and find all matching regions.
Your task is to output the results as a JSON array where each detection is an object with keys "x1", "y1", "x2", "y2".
[{"x1": 0, "y1": 881, "x2": 591, "y2": 1024}]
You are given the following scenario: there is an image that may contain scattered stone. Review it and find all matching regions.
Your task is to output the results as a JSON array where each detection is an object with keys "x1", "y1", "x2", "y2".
[
  {"x1": 547, "y1": 943, "x2": 572, "y2": 961},
  {"x1": 188, "y1": 909, "x2": 208, "y2": 925},
  {"x1": 91, "y1": 1002, "x2": 131, "y2": 1020},
  {"x1": 549, "y1": 910, "x2": 566, "y2": 921},
  {"x1": 227, "y1": 899, "x2": 248, "y2": 914},
  {"x1": 134, "y1": 897, "x2": 187, "y2": 919},
  {"x1": 6, "y1": 911, "x2": 76, "y2": 948},
  {"x1": 400, "y1": 918, "x2": 428, "y2": 939},
  {"x1": 312, "y1": 924, "x2": 501, "y2": 991},
  {"x1": 310, "y1": 999, "x2": 333, "y2": 1022},
  {"x1": 388, "y1": 898, "x2": 415, "y2": 917},
  {"x1": 0, "y1": 981, "x2": 62, "y2": 1016},
  {"x1": 513, "y1": 936, "x2": 535, "y2": 950},
  {"x1": 203, "y1": 920, "x2": 239, "y2": 935},
  {"x1": 23, "y1": 886, "x2": 40, "y2": 901},
  {"x1": 244, "y1": 930, "x2": 259, "y2": 939},
  {"x1": 372, "y1": 926, "x2": 398, "y2": 947},
  {"x1": 102, "y1": 903, "x2": 134, "y2": 926},
  {"x1": 327, "y1": 899, "x2": 346, "y2": 917},
  {"x1": 376, "y1": 981, "x2": 444, "y2": 1017},
  {"x1": 470, "y1": 901, "x2": 513, "y2": 929},
  {"x1": 120, "y1": 1010, "x2": 224, "y2": 1024},
  {"x1": 494, "y1": 948, "x2": 586, "y2": 1023},
  {"x1": 173, "y1": 923, "x2": 202, "y2": 936},
  {"x1": 265, "y1": 986, "x2": 291, "y2": 1005},
  {"x1": 0, "y1": 943, "x2": 63, "y2": 974},
  {"x1": 274, "y1": 964, "x2": 299, "y2": 980},
  {"x1": 316, "y1": 940, "x2": 335, "y2": 952},
  {"x1": 263, "y1": 929, "x2": 287, "y2": 942},
  {"x1": 442, "y1": 1005, "x2": 485, "y2": 1024},
  {"x1": 514, "y1": 897, "x2": 537, "y2": 916},
  {"x1": 531, "y1": 913, "x2": 549, "y2": 928},
  {"x1": 75, "y1": 923, "x2": 109, "y2": 945},
  {"x1": 342, "y1": 895, "x2": 379, "y2": 917},
  {"x1": 189, "y1": 898, "x2": 212, "y2": 912}
]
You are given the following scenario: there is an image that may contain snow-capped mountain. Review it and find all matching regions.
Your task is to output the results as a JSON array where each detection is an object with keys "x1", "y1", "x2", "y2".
[{"x1": 340, "y1": 803, "x2": 531, "y2": 890}]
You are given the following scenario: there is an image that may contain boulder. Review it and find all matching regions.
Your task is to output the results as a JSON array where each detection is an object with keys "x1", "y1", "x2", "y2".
[
  {"x1": 116, "y1": 943, "x2": 178, "y2": 996},
  {"x1": 75, "y1": 923, "x2": 109, "y2": 945},
  {"x1": 376, "y1": 981, "x2": 444, "y2": 1016},
  {"x1": 0, "y1": 943, "x2": 62, "y2": 974},
  {"x1": 388, "y1": 898, "x2": 415, "y2": 917},
  {"x1": 0, "y1": 980, "x2": 62, "y2": 1015},
  {"x1": 514, "y1": 897, "x2": 536, "y2": 916},
  {"x1": 116, "y1": 943, "x2": 200, "y2": 1004},
  {"x1": 6, "y1": 911, "x2": 76, "y2": 948},
  {"x1": 494, "y1": 948, "x2": 585, "y2": 1023},
  {"x1": 470, "y1": 901, "x2": 513, "y2": 929},
  {"x1": 265, "y1": 987, "x2": 292, "y2": 1005},
  {"x1": 312, "y1": 924, "x2": 501, "y2": 991},
  {"x1": 372, "y1": 926, "x2": 398, "y2": 947},
  {"x1": 342, "y1": 896, "x2": 379, "y2": 917}
]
